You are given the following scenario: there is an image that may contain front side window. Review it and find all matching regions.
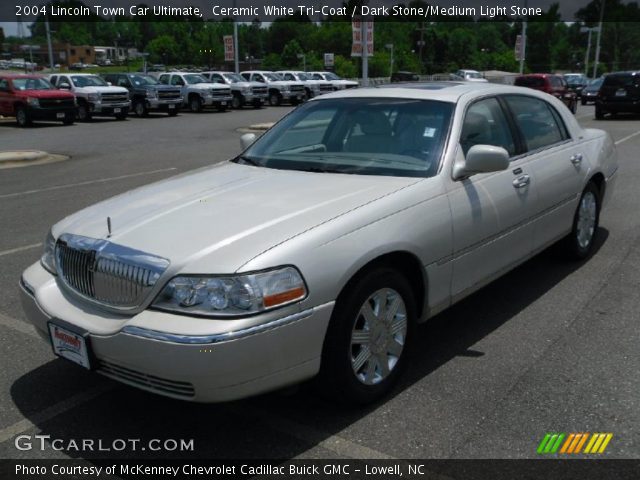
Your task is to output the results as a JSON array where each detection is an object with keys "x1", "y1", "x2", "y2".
[
  {"x1": 170, "y1": 75, "x2": 185, "y2": 86},
  {"x1": 184, "y1": 74, "x2": 207, "y2": 84},
  {"x1": 236, "y1": 98, "x2": 453, "y2": 178},
  {"x1": 504, "y1": 95, "x2": 566, "y2": 151},
  {"x1": 158, "y1": 75, "x2": 169, "y2": 84},
  {"x1": 460, "y1": 97, "x2": 515, "y2": 156}
]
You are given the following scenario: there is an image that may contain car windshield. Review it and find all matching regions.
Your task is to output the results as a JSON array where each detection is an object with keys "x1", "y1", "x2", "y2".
[
  {"x1": 565, "y1": 75, "x2": 585, "y2": 86},
  {"x1": 465, "y1": 72, "x2": 482, "y2": 79},
  {"x1": 71, "y1": 75, "x2": 108, "y2": 87},
  {"x1": 324, "y1": 72, "x2": 340, "y2": 80},
  {"x1": 587, "y1": 78, "x2": 604, "y2": 89},
  {"x1": 128, "y1": 74, "x2": 158, "y2": 86},
  {"x1": 264, "y1": 73, "x2": 281, "y2": 81},
  {"x1": 223, "y1": 73, "x2": 244, "y2": 83},
  {"x1": 184, "y1": 74, "x2": 207, "y2": 84},
  {"x1": 12, "y1": 77, "x2": 54, "y2": 90},
  {"x1": 236, "y1": 98, "x2": 453, "y2": 178}
]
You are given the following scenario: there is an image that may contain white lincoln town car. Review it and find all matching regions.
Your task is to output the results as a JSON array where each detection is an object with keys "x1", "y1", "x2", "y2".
[{"x1": 21, "y1": 83, "x2": 617, "y2": 404}]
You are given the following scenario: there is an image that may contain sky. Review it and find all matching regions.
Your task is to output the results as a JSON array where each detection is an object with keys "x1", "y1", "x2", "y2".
[{"x1": 0, "y1": 0, "x2": 607, "y2": 37}]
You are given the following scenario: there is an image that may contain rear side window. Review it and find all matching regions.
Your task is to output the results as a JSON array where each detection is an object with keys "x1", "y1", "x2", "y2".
[
  {"x1": 515, "y1": 77, "x2": 545, "y2": 88},
  {"x1": 504, "y1": 95, "x2": 567, "y2": 151},
  {"x1": 603, "y1": 74, "x2": 638, "y2": 88},
  {"x1": 158, "y1": 75, "x2": 169, "y2": 84},
  {"x1": 460, "y1": 97, "x2": 516, "y2": 156}
]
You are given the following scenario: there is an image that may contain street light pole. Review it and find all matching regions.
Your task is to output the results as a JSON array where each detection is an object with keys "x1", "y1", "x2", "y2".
[
  {"x1": 593, "y1": 0, "x2": 605, "y2": 79},
  {"x1": 580, "y1": 26, "x2": 599, "y2": 77},
  {"x1": 233, "y1": 0, "x2": 239, "y2": 73},
  {"x1": 385, "y1": 43, "x2": 393, "y2": 78},
  {"x1": 44, "y1": 16, "x2": 54, "y2": 70}
]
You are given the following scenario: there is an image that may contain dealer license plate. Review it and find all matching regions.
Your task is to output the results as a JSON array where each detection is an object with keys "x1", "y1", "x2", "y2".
[
  {"x1": 114, "y1": 108, "x2": 121, "y2": 113},
  {"x1": 48, "y1": 322, "x2": 91, "y2": 369},
  {"x1": 221, "y1": 101, "x2": 226, "y2": 106},
  {"x1": 169, "y1": 104, "x2": 175, "y2": 109},
  {"x1": 616, "y1": 89, "x2": 627, "y2": 97},
  {"x1": 56, "y1": 112, "x2": 65, "y2": 119}
]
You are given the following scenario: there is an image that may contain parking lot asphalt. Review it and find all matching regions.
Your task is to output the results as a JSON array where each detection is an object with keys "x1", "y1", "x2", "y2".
[{"x1": 0, "y1": 104, "x2": 638, "y2": 461}]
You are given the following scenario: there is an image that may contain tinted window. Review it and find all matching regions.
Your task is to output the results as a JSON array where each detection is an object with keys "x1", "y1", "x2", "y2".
[
  {"x1": 0, "y1": 78, "x2": 9, "y2": 90},
  {"x1": 515, "y1": 77, "x2": 545, "y2": 88},
  {"x1": 504, "y1": 96, "x2": 565, "y2": 151},
  {"x1": 460, "y1": 97, "x2": 515, "y2": 156},
  {"x1": 603, "y1": 74, "x2": 639, "y2": 88},
  {"x1": 170, "y1": 75, "x2": 185, "y2": 86},
  {"x1": 158, "y1": 75, "x2": 169, "y2": 84}
]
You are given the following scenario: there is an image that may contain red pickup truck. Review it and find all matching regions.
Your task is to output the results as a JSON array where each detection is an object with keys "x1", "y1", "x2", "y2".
[{"x1": 0, "y1": 74, "x2": 76, "y2": 127}]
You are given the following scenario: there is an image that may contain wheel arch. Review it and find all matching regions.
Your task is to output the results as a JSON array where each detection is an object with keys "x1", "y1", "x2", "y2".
[
  {"x1": 589, "y1": 172, "x2": 606, "y2": 201},
  {"x1": 335, "y1": 250, "x2": 427, "y2": 321}
]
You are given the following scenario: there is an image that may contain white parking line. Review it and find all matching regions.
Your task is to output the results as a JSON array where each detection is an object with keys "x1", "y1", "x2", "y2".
[
  {"x1": 0, "y1": 312, "x2": 40, "y2": 338},
  {"x1": 0, "y1": 384, "x2": 114, "y2": 444},
  {"x1": 0, "y1": 242, "x2": 42, "y2": 258},
  {"x1": 0, "y1": 167, "x2": 177, "y2": 200},
  {"x1": 615, "y1": 130, "x2": 640, "y2": 145}
]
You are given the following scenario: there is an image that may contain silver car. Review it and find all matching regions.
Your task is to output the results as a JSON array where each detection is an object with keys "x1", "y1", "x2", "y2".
[{"x1": 20, "y1": 83, "x2": 617, "y2": 404}]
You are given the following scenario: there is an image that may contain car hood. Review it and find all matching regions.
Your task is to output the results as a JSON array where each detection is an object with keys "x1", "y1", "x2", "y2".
[
  {"x1": 76, "y1": 86, "x2": 128, "y2": 94},
  {"x1": 16, "y1": 89, "x2": 74, "y2": 99},
  {"x1": 53, "y1": 162, "x2": 420, "y2": 273},
  {"x1": 191, "y1": 83, "x2": 230, "y2": 90}
]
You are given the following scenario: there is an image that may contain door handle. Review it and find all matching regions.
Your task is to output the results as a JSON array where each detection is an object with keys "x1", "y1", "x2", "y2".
[
  {"x1": 513, "y1": 174, "x2": 530, "y2": 189},
  {"x1": 570, "y1": 153, "x2": 583, "y2": 165}
]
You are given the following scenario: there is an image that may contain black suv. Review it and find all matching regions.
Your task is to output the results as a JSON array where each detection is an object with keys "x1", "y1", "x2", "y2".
[
  {"x1": 595, "y1": 71, "x2": 640, "y2": 119},
  {"x1": 103, "y1": 73, "x2": 183, "y2": 117}
]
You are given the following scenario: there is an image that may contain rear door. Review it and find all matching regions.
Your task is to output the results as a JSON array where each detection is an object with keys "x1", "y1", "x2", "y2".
[{"x1": 502, "y1": 94, "x2": 583, "y2": 250}]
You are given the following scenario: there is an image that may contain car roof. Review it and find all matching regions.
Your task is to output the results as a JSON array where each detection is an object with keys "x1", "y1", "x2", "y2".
[
  {"x1": 314, "y1": 82, "x2": 537, "y2": 103},
  {"x1": 0, "y1": 74, "x2": 46, "y2": 79},
  {"x1": 606, "y1": 71, "x2": 640, "y2": 76}
]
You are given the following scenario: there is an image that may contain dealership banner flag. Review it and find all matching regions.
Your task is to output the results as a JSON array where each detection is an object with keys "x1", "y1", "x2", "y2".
[{"x1": 223, "y1": 35, "x2": 234, "y2": 62}]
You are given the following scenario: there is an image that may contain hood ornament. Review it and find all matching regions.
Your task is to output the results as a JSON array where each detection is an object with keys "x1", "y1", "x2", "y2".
[{"x1": 107, "y1": 216, "x2": 112, "y2": 238}]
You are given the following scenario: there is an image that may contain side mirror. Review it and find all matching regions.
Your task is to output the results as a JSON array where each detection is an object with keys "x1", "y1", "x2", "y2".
[
  {"x1": 59, "y1": 82, "x2": 71, "y2": 90},
  {"x1": 240, "y1": 133, "x2": 257, "y2": 151},
  {"x1": 453, "y1": 144, "x2": 509, "y2": 180}
]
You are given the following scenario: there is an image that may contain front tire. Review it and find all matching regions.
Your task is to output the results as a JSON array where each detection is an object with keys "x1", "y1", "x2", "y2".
[
  {"x1": 563, "y1": 182, "x2": 601, "y2": 260},
  {"x1": 189, "y1": 96, "x2": 203, "y2": 113},
  {"x1": 269, "y1": 92, "x2": 281, "y2": 106},
  {"x1": 231, "y1": 94, "x2": 243, "y2": 109},
  {"x1": 15, "y1": 106, "x2": 31, "y2": 127},
  {"x1": 77, "y1": 103, "x2": 92, "y2": 121},
  {"x1": 318, "y1": 267, "x2": 415, "y2": 405},
  {"x1": 133, "y1": 100, "x2": 148, "y2": 117}
]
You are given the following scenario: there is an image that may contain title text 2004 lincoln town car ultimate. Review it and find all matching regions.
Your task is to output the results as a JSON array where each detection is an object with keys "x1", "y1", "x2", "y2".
[{"x1": 20, "y1": 83, "x2": 617, "y2": 404}]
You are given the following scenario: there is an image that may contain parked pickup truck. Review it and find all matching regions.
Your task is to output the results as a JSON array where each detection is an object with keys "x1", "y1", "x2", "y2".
[
  {"x1": 240, "y1": 71, "x2": 305, "y2": 106},
  {"x1": 276, "y1": 71, "x2": 334, "y2": 99},
  {"x1": 48, "y1": 73, "x2": 130, "y2": 121},
  {"x1": 0, "y1": 74, "x2": 76, "y2": 127},
  {"x1": 200, "y1": 71, "x2": 267, "y2": 109},
  {"x1": 308, "y1": 71, "x2": 359, "y2": 90},
  {"x1": 158, "y1": 72, "x2": 232, "y2": 112},
  {"x1": 102, "y1": 73, "x2": 182, "y2": 117}
]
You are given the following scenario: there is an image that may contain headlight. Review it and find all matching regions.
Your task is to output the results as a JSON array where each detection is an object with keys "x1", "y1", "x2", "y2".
[
  {"x1": 41, "y1": 230, "x2": 57, "y2": 275},
  {"x1": 27, "y1": 97, "x2": 39, "y2": 107},
  {"x1": 152, "y1": 266, "x2": 307, "y2": 317},
  {"x1": 87, "y1": 93, "x2": 100, "y2": 102}
]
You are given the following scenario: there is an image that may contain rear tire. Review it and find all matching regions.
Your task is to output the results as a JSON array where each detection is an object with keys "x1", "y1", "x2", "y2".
[
  {"x1": 563, "y1": 182, "x2": 601, "y2": 260},
  {"x1": 317, "y1": 267, "x2": 415, "y2": 405},
  {"x1": 581, "y1": 97, "x2": 587, "y2": 106},
  {"x1": 595, "y1": 104, "x2": 605, "y2": 120}
]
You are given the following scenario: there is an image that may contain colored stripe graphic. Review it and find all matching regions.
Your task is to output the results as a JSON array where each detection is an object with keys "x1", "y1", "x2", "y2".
[{"x1": 538, "y1": 433, "x2": 613, "y2": 454}]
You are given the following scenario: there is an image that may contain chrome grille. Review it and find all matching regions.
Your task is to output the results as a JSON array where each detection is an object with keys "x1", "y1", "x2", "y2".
[
  {"x1": 55, "y1": 234, "x2": 169, "y2": 310},
  {"x1": 98, "y1": 360, "x2": 195, "y2": 398},
  {"x1": 39, "y1": 98, "x2": 75, "y2": 109},
  {"x1": 158, "y1": 89, "x2": 181, "y2": 100},
  {"x1": 252, "y1": 86, "x2": 267, "y2": 95},
  {"x1": 211, "y1": 88, "x2": 231, "y2": 97},
  {"x1": 101, "y1": 92, "x2": 129, "y2": 103},
  {"x1": 319, "y1": 84, "x2": 334, "y2": 93},
  {"x1": 290, "y1": 84, "x2": 304, "y2": 92}
]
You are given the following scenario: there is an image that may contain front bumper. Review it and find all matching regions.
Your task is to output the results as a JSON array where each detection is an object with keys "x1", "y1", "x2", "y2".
[
  {"x1": 202, "y1": 95, "x2": 233, "y2": 107},
  {"x1": 20, "y1": 262, "x2": 333, "y2": 403},
  {"x1": 89, "y1": 101, "x2": 131, "y2": 115},
  {"x1": 147, "y1": 98, "x2": 182, "y2": 111},
  {"x1": 282, "y1": 92, "x2": 304, "y2": 103},
  {"x1": 27, "y1": 106, "x2": 76, "y2": 121}
]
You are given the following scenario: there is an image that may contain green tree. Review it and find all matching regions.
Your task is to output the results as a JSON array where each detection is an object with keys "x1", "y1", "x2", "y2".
[
  {"x1": 281, "y1": 39, "x2": 303, "y2": 68},
  {"x1": 147, "y1": 34, "x2": 179, "y2": 64}
]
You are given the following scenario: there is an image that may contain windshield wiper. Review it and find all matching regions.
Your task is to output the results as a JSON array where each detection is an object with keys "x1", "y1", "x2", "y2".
[
  {"x1": 296, "y1": 167, "x2": 355, "y2": 174},
  {"x1": 234, "y1": 155, "x2": 262, "y2": 167}
]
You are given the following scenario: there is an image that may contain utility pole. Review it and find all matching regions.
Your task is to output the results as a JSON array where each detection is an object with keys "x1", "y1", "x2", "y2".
[
  {"x1": 519, "y1": 0, "x2": 528, "y2": 74},
  {"x1": 416, "y1": 22, "x2": 426, "y2": 70},
  {"x1": 386, "y1": 43, "x2": 394, "y2": 78},
  {"x1": 593, "y1": 0, "x2": 605, "y2": 79},
  {"x1": 233, "y1": 0, "x2": 239, "y2": 73},
  {"x1": 361, "y1": 15, "x2": 369, "y2": 87},
  {"x1": 45, "y1": 16, "x2": 54, "y2": 70}
]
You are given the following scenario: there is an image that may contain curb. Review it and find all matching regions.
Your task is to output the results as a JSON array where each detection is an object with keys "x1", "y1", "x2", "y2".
[{"x1": 0, "y1": 150, "x2": 70, "y2": 169}]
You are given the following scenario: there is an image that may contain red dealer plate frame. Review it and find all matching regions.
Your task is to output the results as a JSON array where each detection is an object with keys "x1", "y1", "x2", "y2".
[{"x1": 48, "y1": 321, "x2": 94, "y2": 370}]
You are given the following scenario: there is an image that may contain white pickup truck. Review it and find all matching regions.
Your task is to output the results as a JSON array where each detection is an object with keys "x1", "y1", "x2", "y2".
[
  {"x1": 48, "y1": 73, "x2": 131, "y2": 121},
  {"x1": 240, "y1": 71, "x2": 305, "y2": 106},
  {"x1": 276, "y1": 71, "x2": 334, "y2": 99},
  {"x1": 308, "y1": 71, "x2": 359, "y2": 90},
  {"x1": 158, "y1": 72, "x2": 233, "y2": 112},
  {"x1": 200, "y1": 71, "x2": 267, "y2": 109}
]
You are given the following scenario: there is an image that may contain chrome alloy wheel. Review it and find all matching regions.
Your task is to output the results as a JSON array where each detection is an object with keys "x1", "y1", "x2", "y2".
[
  {"x1": 577, "y1": 191, "x2": 597, "y2": 249},
  {"x1": 350, "y1": 288, "x2": 407, "y2": 385}
]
